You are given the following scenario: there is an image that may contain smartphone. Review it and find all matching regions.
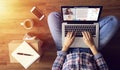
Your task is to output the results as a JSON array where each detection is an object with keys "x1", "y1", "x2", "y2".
[{"x1": 31, "y1": 6, "x2": 44, "y2": 20}]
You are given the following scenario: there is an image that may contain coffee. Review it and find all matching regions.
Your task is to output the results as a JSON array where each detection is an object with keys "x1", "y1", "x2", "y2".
[
  {"x1": 21, "y1": 19, "x2": 34, "y2": 29},
  {"x1": 25, "y1": 21, "x2": 32, "y2": 28}
]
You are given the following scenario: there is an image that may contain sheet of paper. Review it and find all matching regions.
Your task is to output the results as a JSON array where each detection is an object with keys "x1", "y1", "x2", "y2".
[{"x1": 12, "y1": 41, "x2": 40, "y2": 69}]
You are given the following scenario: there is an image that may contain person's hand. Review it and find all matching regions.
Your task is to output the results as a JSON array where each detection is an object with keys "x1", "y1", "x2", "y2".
[
  {"x1": 62, "y1": 32, "x2": 75, "y2": 52},
  {"x1": 82, "y1": 31, "x2": 95, "y2": 48},
  {"x1": 82, "y1": 31, "x2": 98, "y2": 55}
]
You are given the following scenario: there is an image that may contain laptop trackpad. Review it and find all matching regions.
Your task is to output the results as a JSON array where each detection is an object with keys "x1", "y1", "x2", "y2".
[
  {"x1": 70, "y1": 37, "x2": 88, "y2": 48},
  {"x1": 70, "y1": 37, "x2": 97, "y2": 48}
]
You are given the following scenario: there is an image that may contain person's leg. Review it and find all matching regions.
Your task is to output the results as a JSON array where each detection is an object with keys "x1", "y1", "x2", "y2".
[
  {"x1": 99, "y1": 16, "x2": 119, "y2": 50},
  {"x1": 47, "y1": 12, "x2": 62, "y2": 51}
]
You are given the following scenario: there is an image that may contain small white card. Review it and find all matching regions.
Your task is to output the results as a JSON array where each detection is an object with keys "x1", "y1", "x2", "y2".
[{"x1": 12, "y1": 41, "x2": 40, "y2": 69}]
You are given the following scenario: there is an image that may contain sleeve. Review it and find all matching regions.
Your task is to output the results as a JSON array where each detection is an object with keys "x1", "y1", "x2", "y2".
[
  {"x1": 52, "y1": 51, "x2": 67, "y2": 70},
  {"x1": 94, "y1": 53, "x2": 109, "y2": 70}
]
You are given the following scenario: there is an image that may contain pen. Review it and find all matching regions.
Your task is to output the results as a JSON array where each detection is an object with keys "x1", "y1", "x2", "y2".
[{"x1": 17, "y1": 52, "x2": 33, "y2": 56}]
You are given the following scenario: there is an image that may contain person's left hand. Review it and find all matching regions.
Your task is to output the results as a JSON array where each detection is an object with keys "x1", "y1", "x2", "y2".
[{"x1": 62, "y1": 32, "x2": 75, "y2": 52}]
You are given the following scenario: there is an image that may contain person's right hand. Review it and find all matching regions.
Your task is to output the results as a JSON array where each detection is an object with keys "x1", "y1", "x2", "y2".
[
  {"x1": 82, "y1": 31, "x2": 99, "y2": 55},
  {"x1": 82, "y1": 31, "x2": 95, "y2": 48},
  {"x1": 82, "y1": 31, "x2": 98, "y2": 55}
]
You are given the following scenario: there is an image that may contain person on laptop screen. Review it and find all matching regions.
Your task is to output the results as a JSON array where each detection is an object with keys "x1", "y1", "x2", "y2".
[
  {"x1": 63, "y1": 8, "x2": 74, "y2": 20},
  {"x1": 48, "y1": 12, "x2": 119, "y2": 70},
  {"x1": 64, "y1": 8, "x2": 73, "y2": 15}
]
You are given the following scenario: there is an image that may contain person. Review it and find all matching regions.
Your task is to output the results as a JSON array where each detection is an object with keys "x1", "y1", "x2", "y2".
[
  {"x1": 64, "y1": 8, "x2": 74, "y2": 20},
  {"x1": 47, "y1": 12, "x2": 119, "y2": 70},
  {"x1": 64, "y1": 8, "x2": 73, "y2": 15}
]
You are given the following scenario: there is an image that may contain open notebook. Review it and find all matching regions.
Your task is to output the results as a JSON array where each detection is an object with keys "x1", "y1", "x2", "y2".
[{"x1": 12, "y1": 41, "x2": 40, "y2": 69}]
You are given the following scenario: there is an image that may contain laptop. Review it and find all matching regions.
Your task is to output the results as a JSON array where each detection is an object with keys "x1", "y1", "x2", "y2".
[{"x1": 61, "y1": 6, "x2": 103, "y2": 48}]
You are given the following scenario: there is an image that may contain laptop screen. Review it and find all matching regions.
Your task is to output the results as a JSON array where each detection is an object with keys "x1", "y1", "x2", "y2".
[{"x1": 61, "y1": 6, "x2": 102, "y2": 22}]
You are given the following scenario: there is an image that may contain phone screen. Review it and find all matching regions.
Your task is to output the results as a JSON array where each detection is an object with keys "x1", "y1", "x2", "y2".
[{"x1": 31, "y1": 6, "x2": 44, "y2": 20}]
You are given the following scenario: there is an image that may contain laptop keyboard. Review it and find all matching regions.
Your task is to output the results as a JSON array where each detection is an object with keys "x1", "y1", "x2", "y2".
[{"x1": 65, "y1": 24, "x2": 96, "y2": 37}]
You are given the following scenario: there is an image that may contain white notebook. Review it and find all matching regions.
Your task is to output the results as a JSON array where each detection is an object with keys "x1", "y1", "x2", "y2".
[{"x1": 12, "y1": 41, "x2": 40, "y2": 69}]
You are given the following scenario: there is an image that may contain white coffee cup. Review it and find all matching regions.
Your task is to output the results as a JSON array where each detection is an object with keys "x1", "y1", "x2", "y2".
[{"x1": 21, "y1": 19, "x2": 34, "y2": 29}]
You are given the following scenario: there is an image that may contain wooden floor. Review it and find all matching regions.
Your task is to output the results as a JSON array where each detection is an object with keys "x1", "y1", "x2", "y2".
[{"x1": 0, "y1": 0, "x2": 120, "y2": 70}]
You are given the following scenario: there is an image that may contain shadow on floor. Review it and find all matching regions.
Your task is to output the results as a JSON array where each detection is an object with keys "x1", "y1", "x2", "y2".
[{"x1": 101, "y1": 28, "x2": 120, "y2": 70}]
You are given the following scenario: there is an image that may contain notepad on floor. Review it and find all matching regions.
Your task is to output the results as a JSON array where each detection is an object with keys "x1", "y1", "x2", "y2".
[{"x1": 12, "y1": 41, "x2": 40, "y2": 69}]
